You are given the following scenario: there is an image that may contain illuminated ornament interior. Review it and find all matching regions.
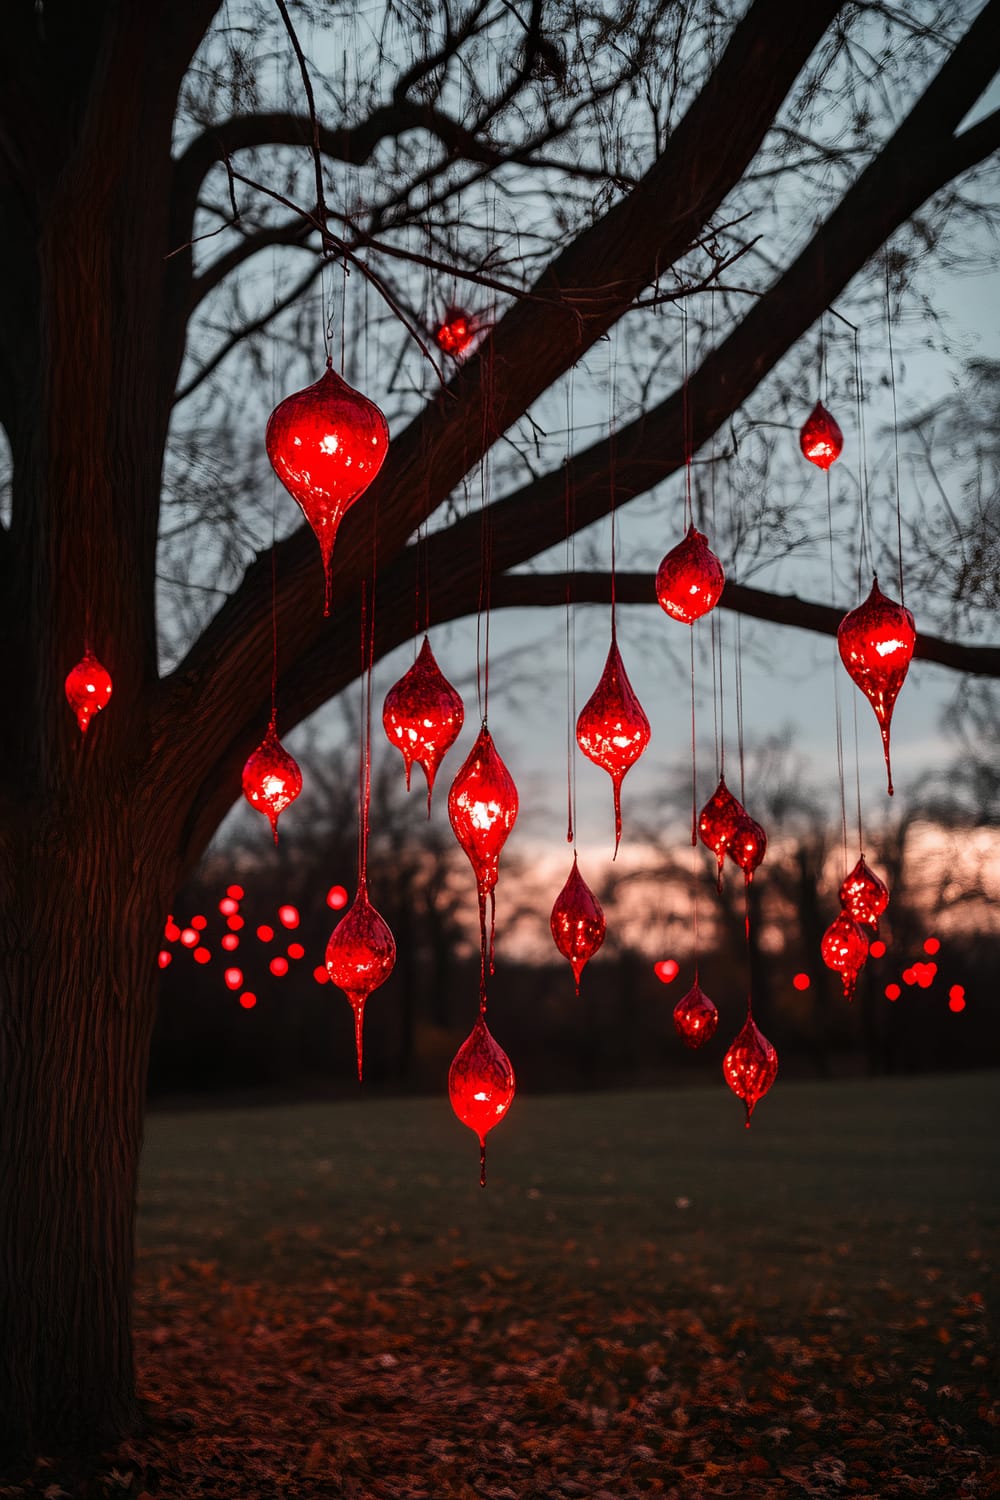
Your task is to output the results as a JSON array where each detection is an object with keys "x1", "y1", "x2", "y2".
[
  {"x1": 241, "y1": 718, "x2": 303, "y2": 845},
  {"x1": 549, "y1": 855, "x2": 606, "y2": 995},
  {"x1": 821, "y1": 911, "x2": 869, "y2": 1002},
  {"x1": 448, "y1": 725, "x2": 518, "y2": 974},
  {"x1": 799, "y1": 400, "x2": 844, "y2": 469},
  {"x1": 673, "y1": 979, "x2": 719, "y2": 1050},
  {"x1": 576, "y1": 635, "x2": 650, "y2": 856},
  {"x1": 837, "y1": 575, "x2": 915, "y2": 795},
  {"x1": 435, "y1": 304, "x2": 477, "y2": 358},
  {"x1": 839, "y1": 856, "x2": 889, "y2": 930},
  {"x1": 728, "y1": 810, "x2": 768, "y2": 885},
  {"x1": 383, "y1": 636, "x2": 465, "y2": 814},
  {"x1": 325, "y1": 881, "x2": 396, "y2": 1080},
  {"x1": 655, "y1": 525, "x2": 725, "y2": 624},
  {"x1": 265, "y1": 362, "x2": 389, "y2": 615},
  {"x1": 698, "y1": 777, "x2": 744, "y2": 890},
  {"x1": 64, "y1": 649, "x2": 112, "y2": 733},
  {"x1": 723, "y1": 1014, "x2": 778, "y2": 1127},
  {"x1": 448, "y1": 1015, "x2": 516, "y2": 1187}
]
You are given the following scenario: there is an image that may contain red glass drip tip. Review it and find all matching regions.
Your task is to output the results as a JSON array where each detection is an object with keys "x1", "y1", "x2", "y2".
[
  {"x1": 837, "y1": 576, "x2": 915, "y2": 795},
  {"x1": 576, "y1": 637, "x2": 650, "y2": 856},
  {"x1": 448, "y1": 725, "x2": 518, "y2": 974},
  {"x1": 698, "y1": 777, "x2": 744, "y2": 890},
  {"x1": 673, "y1": 980, "x2": 719, "y2": 1050},
  {"x1": 241, "y1": 720, "x2": 303, "y2": 844},
  {"x1": 655, "y1": 524, "x2": 725, "y2": 624},
  {"x1": 723, "y1": 1014, "x2": 778, "y2": 1126},
  {"x1": 382, "y1": 637, "x2": 464, "y2": 815},
  {"x1": 266, "y1": 365, "x2": 389, "y2": 615},
  {"x1": 799, "y1": 401, "x2": 844, "y2": 469},
  {"x1": 325, "y1": 882, "x2": 396, "y2": 1081},
  {"x1": 448, "y1": 1015, "x2": 516, "y2": 1187},
  {"x1": 64, "y1": 649, "x2": 113, "y2": 733},
  {"x1": 839, "y1": 856, "x2": 889, "y2": 930},
  {"x1": 549, "y1": 854, "x2": 606, "y2": 995},
  {"x1": 821, "y1": 910, "x2": 869, "y2": 1002}
]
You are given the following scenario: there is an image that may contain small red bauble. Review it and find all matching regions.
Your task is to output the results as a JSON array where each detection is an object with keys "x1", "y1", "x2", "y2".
[
  {"x1": 576, "y1": 637, "x2": 650, "y2": 856},
  {"x1": 821, "y1": 911, "x2": 869, "y2": 1002},
  {"x1": 448, "y1": 725, "x2": 518, "y2": 972},
  {"x1": 383, "y1": 636, "x2": 465, "y2": 815},
  {"x1": 549, "y1": 854, "x2": 606, "y2": 995},
  {"x1": 698, "y1": 776, "x2": 744, "y2": 889},
  {"x1": 799, "y1": 401, "x2": 844, "y2": 469},
  {"x1": 435, "y1": 305, "x2": 477, "y2": 357},
  {"x1": 839, "y1": 856, "x2": 889, "y2": 930},
  {"x1": 728, "y1": 810, "x2": 768, "y2": 885},
  {"x1": 448, "y1": 1015, "x2": 516, "y2": 1187},
  {"x1": 837, "y1": 575, "x2": 915, "y2": 795},
  {"x1": 673, "y1": 980, "x2": 719, "y2": 1049},
  {"x1": 266, "y1": 363, "x2": 389, "y2": 615},
  {"x1": 325, "y1": 882, "x2": 396, "y2": 1081},
  {"x1": 242, "y1": 719, "x2": 302, "y2": 844},
  {"x1": 65, "y1": 649, "x2": 113, "y2": 733},
  {"x1": 655, "y1": 524, "x2": 725, "y2": 624},
  {"x1": 723, "y1": 1014, "x2": 778, "y2": 1126}
]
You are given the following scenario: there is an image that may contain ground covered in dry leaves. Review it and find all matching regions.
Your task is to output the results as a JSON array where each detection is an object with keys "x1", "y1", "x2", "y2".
[{"x1": 6, "y1": 1073, "x2": 999, "y2": 1498}]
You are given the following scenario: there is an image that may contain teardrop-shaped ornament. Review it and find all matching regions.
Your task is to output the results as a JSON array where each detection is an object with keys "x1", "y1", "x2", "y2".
[
  {"x1": 325, "y1": 881, "x2": 396, "y2": 1080},
  {"x1": 723, "y1": 1014, "x2": 778, "y2": 1127},
  {"x1": 820, "y1": 911, "x2": 869, "y2": 1002},
  {"x1": 728, "y1": 810, "x2": 768, "y2": 885},
  {"x1": 673, "y1": 979, "x2": 718, "y2": 1050},
  {"x1": 549, "y1": 855, "x2": 606, "y2": 995},
  {"x1": 448, "y1": 725, "x2": 518, "y2": 973},
  {"x1": 655, "y1": 524, "x2": 725, "y2": 624},
  {"x1": 576, "y1": 637, "x2": 651, "y2": 856},
  {"x1": 448, "y1": 1015, "x2": 516, "y2": 1187},
  {"x1": 241, "y1": 719, "x2": 303, "y2": 844},
  {"x1": 64, "y1": 649, "x2": 113, "y2": 733},
  {"x1": 698, "y1": 777, "x2": 744, "y2": 890},
  {"x1": 799, "y1": 401, "x2": 844, "y2": 469},
  {"x1": 837, "y1": 576, "x2": 915, "y2": 795},
  {"x1": 266, "y1": 364, "x2": 389, "y2": 615},
  {"x1": 839, "y1": 856, "x2": 889, "y2": 930},
  {"x1": 435, "y1": 304, "x2": 478, "y2": 358},
  {"x1": 382, "y1": 637, "x2": 465, "y2": 814}
]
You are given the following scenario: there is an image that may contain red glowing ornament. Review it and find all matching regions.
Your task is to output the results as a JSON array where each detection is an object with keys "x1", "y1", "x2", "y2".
[
  {"x1": 576, "y1": 637, "x2": 650, "y2": 856},
  {"x1": 549, "y1": 855, "x2": 606, "y2": 995},
  {"x1": 723, "y1": 1014, "x2": 778, "y2": 1126},
  {"x1": 448, "y1": 725, "x2": 518, "y2": 973},
  {"x1": 698, "y1": 777, "x2": 744, "y2": 890},
  {"x1": 799, "y1": 401, "x2": 844, "y2": 469},
  {"x1": 435, "y1": 305, "x2": 478, "y2": 358},
  {"x1": 655, "y1": 525, "x2": 725, "y2": 624},
  {"x1": 839, "y1": 856, "x2": 889, "y2": 930},
  {"x1": 837, "y1": 576, "x2": 916, "y2": 795},
  {"x1": 266, "y1": 362, "x2": 389, "y2": 615},
  {"x1": 383, "y1": 637, "x2": 465, "y2": 814},
  {"x1": 673, "y1": 980, "x2": 718, "y2": 1050},
  {"x1": 448, "y1": 1015, "x2": 516, "y2": 1187},
  {"x1": 242, "y1": 718, "x2": 303, "y2": 845},
  {"x1": 728, "y1": 810, "x2": 768, "y2": 885},
  {"x1": 820, "y1": 911, "x2": 869, "y2": 1002},
  {"x1": 325, "y1": 882, "x2": 396, "y2": 1081},
  {"x1": 64, "y1": 649, "x2": 112, "y2": 733}
]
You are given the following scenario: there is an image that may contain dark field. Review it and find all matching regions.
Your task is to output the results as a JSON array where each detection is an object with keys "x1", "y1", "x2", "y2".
[{"x1": 19, "y1": 1074, "x2": 1000, "y2": 1497}]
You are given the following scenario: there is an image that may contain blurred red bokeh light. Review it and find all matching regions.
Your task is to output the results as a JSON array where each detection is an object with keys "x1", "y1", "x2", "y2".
[
  {"x1": 269, "y1": 957, "x2": 289, "y2": 977},
  {"x1": 193, "y1": 947, "x2": 210, "y2": 965},
  {"x1": 792, "y1": 972, "x2": 810, "y2": 991},
  {"x1": 224, "y1": 967, "x2": 243, "y2": 990},
  {"x1": 287, "y1": 942, "x2": 305, "y2": 960},
  {"x1": 239, "y1": 992, "x2": 256, "y2": 1009},
  {"x1": 278, "y1": 904, "x2": 300, "y2": 929},
  {"x1": 654, "y1": 959, "x2": 679, "y2": 984},
  {"x1": 327, "y1": 885, "x2": 348, "y2": 910}
]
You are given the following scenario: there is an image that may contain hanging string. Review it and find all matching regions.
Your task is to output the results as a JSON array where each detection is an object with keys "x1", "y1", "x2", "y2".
[
  {"x1": 826, "y1": 467, "x2": 850, "y2": 870},
  {"x1": 608, "y1": 341, "x2": 619, "y2": 643},
  {"x1": 884, "y1": 257, "x2": 906, "y2": 606},
  {"x1": 708, "y1": 289, "x2": 723, "y2": 781},
  {"x1": 564, "y1": 370, "x2": 578, "y2": 846},
  {"x1": 681, "y1": 302, "x2": 693, "y2": 529},
  {"x1": 853, "y1": 328, "x2": 874, "y2": 591},
  {"x1": 852, "y1": 690, "x2": 864, "y2": 857}
]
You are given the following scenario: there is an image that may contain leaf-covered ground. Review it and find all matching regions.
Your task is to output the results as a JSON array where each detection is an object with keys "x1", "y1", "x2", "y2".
[{"x1": 9, "y1": 1073, "x2": 1000, "y2": 1498}]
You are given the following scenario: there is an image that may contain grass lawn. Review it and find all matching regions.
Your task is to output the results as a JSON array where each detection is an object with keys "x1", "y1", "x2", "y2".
[{"x1": 25, "y1": 1073, "x2": 1000, "y2": 1498}]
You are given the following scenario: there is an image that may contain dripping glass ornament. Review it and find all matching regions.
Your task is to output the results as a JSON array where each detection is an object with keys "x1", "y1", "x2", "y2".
[
  {"x1": 435, "y1": 305, "x2": 477, "y2": 358},
  {"x1": 837, "y1": 575, "x2": 915, "y2": 795},
  {"x1": 325, "y1": 881, "x2": 396, "y2": 1081},
  {"x1": 576, "y1": 635, "x2": 650, "y2": 856},
  {"x1": 448, "y1": 725, "x2": 518, "y2": 973},
  {"x1": 723, "y1": 1014, "x2": 778, "y2": 1127},
  {"x1": 241, "y1": 719, "x2": 303, "y2": 844},
  {"x1": 382, "y1": 637, "x2": 464, "y2": 814},
  {"x1": 449, "y1": 1015, "x2": 516, "y2": 1187},
  {"x1": 799, "y1": 401, "x2": 844, "y2": 469},
  {"x1": 655, "y1": 525, "x2": 725, "y2": 624},
  {"x1": 728, "y1": 810, "x2": 767, "y2": 885},
  {"x1": 65, "y1": 649, "x2": 112, "y2": 733},
  {"x1": 698, "y1": 777, "x2": 744, "y2": 889},
  {"x1": 821, "y1": 910, "x2": 869, "y2": 1002},
  {"x1": 839, "y1": 856, "x2": 889, "y2": 930},
  {"x1": 673, "y1": 979, "x2": 718, "y2": 1050},
  {"x1": 549, "y1": 854, "x2": 606, "y2": 995}
]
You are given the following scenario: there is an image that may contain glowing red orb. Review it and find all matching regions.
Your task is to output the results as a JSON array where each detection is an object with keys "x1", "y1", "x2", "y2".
[
  {"x1": 287, "y1": 942, "x2": 305, "y2": 960},
  {"x1": 698, "y1": 777, "x2": 744, "y2": 889},
  {"x1": 239, "y1": 992, "x2": 256, "y2": 1009},
  {"x1": 436, "y1": 305, "x2": 477, "y2": 357},
  {"x1": 799, "y1": 401, "x2": 843, "y2": 469},
  {"x1": 327, "y1": 885, "x2": 348, "y2": 910},
  {"x1": 221, "y1": 933, "x2": 239, "y2": 952},
  {"x1": 383, "y1": 637, "x2": 465, "y2": 814},
  {"x1": 193, "y1": 947, "x2": 210, "y2": 965},
  {"x1": 902, "y1": 967, "x2": 916, "y2": 985},
  {"x1": 448, "y1": 725, "x2": 518, "y2": 973},
  {"x1": 821, "y1": 911, "x2": 869, "y2": 1002},
  {"x1": 266, "y1": 364, "x2": 389, "y2": 615},
  {"x1": 576, "y1": 637, "x2": 650, "y2": 856},
  {"x1": 157, "y1": 951, "x2": 172, "y2": 969},
  {"x1": 839, "y1": 856, "x2": 889, "y2": 929},
  {"x1": 227, "y1": 915, "x2": 244, "y2": 931},
  {"x1": 278, "y1": 904, "x2": 300, "y2": 929},
  {"x1": 257, "y1": 924, "x2": 273, "y2": 942},
  {"x1": 792, "y1": 972, "x2": 810, "y2": 991},
  {"x1": 549, "y1": 855, "x2": 606, "y2": 995},
  {"x1": 269, "y1": 956, "x2": 288, "y2": 977},
  {"x1": 325, "y1": 884, "x2": 397, "y2": 1081},
  {"x1": 869, "y1": 939, "x2": 886, "y2": 959},
  {"x1": 923, "y1": 936, "x2": 940, "y2": 955},
  {"x1": 655, "y1": 525, "x2": 725, "y2": 624},
  {"x1": 313, "y1": 966, "x2": 329, "y2": 984},
  {"x1": 728, "y1": 811, "x2": 767, "y2": 885},
  {"x1": 242, "y1": 721, "x2": 303, "y2": 844},
  {"x1": 219, "y1": 897, "x2": 239, "y2": 916},
  {"x1": 838, "y1": 576, "x2": 916, "y2": 795},
  {"x1": 227, "y1": 885, "x2": 245, "y2": 900},
  {"x1": 723, "y1": 1014, "x2": 778, "y2": 1126},
  {"x1": 64, "y1": 649, "x2": 113, "y2": 733},
  {"x1": 191, "y1": 915, "x2": 207, "y2": 931},
  {"x1": 885, "y1": 983, "x2": 901, "y2": 1001},
  {"x1": 179, "y1": 928, "x2": 198, "y2": 948},
  {"x1": 654, "y1": 959, "x2": 679, "y2": 984},
  {"x1": 164, "y1": 919, "x2": 180, "y2": 942},
  {"x1": 224, "y1": 967, "x2": 243, "y2": 990},
  {"x1": 448, "y1": 1015, "x2": 516, "y2": 1187},
  {"x1": 673, "y1": 980, "x2": 718, "y2": 1049}
]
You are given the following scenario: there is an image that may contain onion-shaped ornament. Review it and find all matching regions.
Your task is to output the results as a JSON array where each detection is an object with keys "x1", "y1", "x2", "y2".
[
  {"x1": 799, "y1": 401, "x2": 844, "y2": 469},
  {"x1": 698, "y1": 776, "x2": 744, "y2": 890},
  {"x1": 266, "y1": 362, "x2": 389, "y2": 615},
  {"x1": 728, "y1": 810, "x2": 768, "y2": 885},
  {"x1": 723, "y1": 1014, "x2": 778, "y2": 1127},
  {"x1": 837, "y1": 576, "x2": 915, "y2": 795},
  {"x1": 449, "y1": 1015, "x2": 516, "y2": 1187},
  {"x1": 65, "y1": 649, "x2": 112, "y2": 733},
  {"x1": 325, "y1": 881, "x2": 396, "y2": 1080},
  {"x1": 655, "y1": 524, "x2": 725, "y2": 624},
  {"x1": 383, "y1": 636, "x2": 464, "y2": 814},
  {"x1": 839, "y1": 856, "x2": 889, "y2": 931},
  {"x1": 821, "y1": 910, "x2": 869, "y2": 1002},
  {"x1": 673, "y1": 979, "x2": 718, "y2": 1050},
  {"x1": 448, "y1": 725, "x2": 518, "y2": 974},
  {"x1": 241, "y1": 718, "x2": 303, "y2": 845},
  {"x1": 549, "y1": 854, "x2": 606, "y2": 995},
  {"x1": 576, "y1": 636, "x2": 650, "y2": 856}
]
